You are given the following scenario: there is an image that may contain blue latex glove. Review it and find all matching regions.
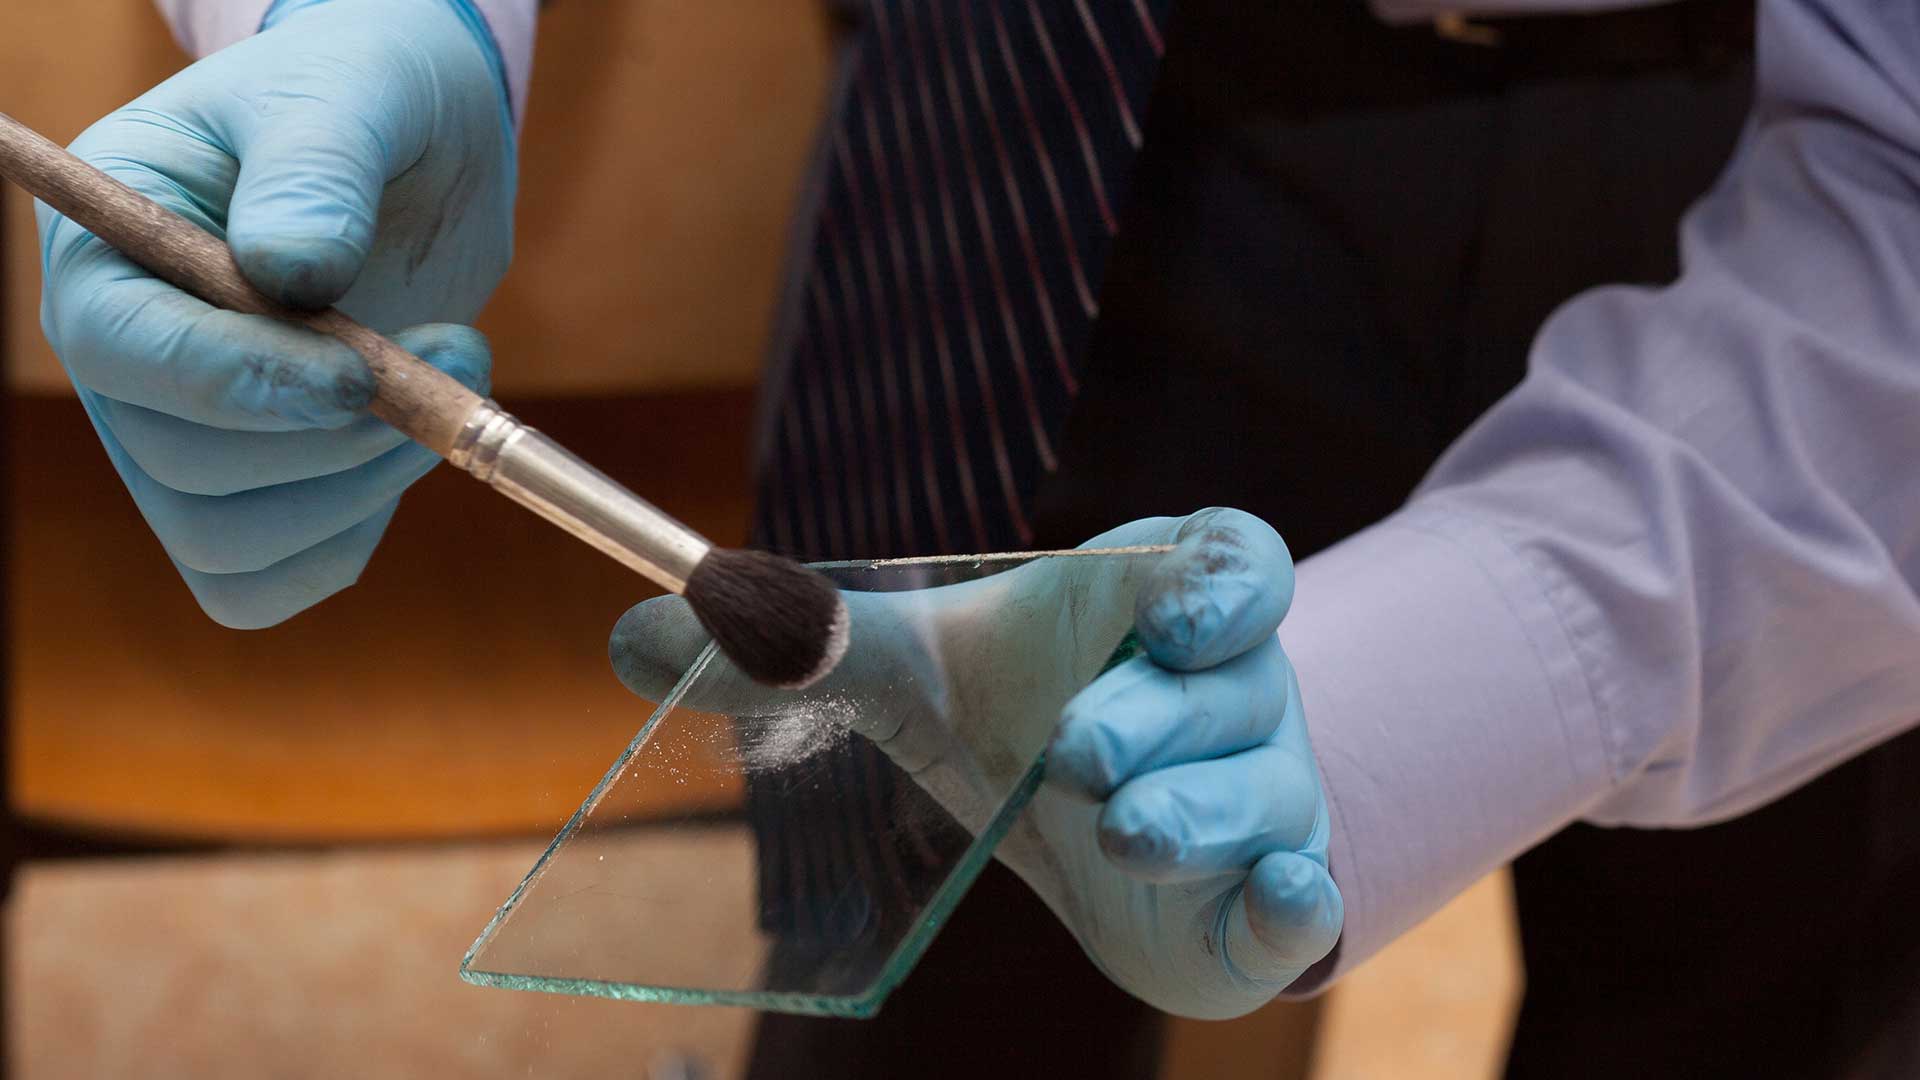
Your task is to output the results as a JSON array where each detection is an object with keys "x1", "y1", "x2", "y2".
[
  {"x1": 36, "y1": 0, "x2": 514, "y2": 628},
  {"x1": 609, "y1": 509, "x2": 1342, "y2": 1019}
]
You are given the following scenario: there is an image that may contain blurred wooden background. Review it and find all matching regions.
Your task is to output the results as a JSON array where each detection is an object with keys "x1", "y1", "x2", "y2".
[{"x1": 4, "y1": 0, "x2": 831, "y2": 397}]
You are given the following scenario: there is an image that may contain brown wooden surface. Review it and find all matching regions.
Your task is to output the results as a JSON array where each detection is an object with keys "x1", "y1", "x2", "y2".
[
  {"x1": 8, "y1": 390, "x2": 757, "y2": 841},
  {"x1": 3, "y1": 0, "x2": 834, "y2": 397}
]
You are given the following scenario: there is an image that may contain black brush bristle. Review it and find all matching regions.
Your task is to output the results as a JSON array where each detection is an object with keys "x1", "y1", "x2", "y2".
[{"x1": 683, "y1": 548, "x2": 850, "y2": 689}]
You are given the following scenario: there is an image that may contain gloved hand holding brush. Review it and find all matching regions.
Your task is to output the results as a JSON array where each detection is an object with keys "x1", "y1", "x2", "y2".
[
  {"x1": 18, "y1": 0, "x2": 844, "y2": 688},
  {"x1": 35, "y1": 0, "x2": 514, "y2": 628},
  {"x1": 609, "y1": 508, "x2": 1343, "y2": 1019}
]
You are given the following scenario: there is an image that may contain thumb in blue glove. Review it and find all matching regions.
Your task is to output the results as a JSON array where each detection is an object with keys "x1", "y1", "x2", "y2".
[
  {"x1": 609, "y1": 508, "x2": 1341, "y2": 1019},
  {"x1": 36, "y1": 0, "x2": 515, "y2": 627}
]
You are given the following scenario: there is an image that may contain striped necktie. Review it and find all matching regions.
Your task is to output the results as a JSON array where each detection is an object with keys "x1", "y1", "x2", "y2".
[
  {"x1": 743, "y1": 0, "x2": 1177, "y2": 953},
  {"x1": 760, "y1": 0, "x2": 1174, "y2": 560}
]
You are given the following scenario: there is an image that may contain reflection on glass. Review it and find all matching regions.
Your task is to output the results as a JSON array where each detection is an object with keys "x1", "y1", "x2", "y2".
[{"x1": 461, "y1": 547, "x2": 1165, "y2": 1017}]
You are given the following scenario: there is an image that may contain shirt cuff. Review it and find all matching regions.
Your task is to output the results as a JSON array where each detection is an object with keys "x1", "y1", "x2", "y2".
[
  {"x1": 468, "y1": 0, "x2": 537, "y2": 131},
  {"x1": 152, "y1": 0, "x2": 273, "y2": 55},
  {"x1": 1279, "y1": 504, "x2": 1614, "y2": 992},
  {"x1": 154, "y1": 0, "x2": 536, "y2": 129}
]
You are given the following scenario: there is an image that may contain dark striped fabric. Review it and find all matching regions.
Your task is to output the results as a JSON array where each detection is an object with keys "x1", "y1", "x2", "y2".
[
  {"x1": 759, "y1": 0, "x2": 1173, "y2": 560},
  {"x1": 742, "y1": 0, "x2": 1176, "y2": 956}
]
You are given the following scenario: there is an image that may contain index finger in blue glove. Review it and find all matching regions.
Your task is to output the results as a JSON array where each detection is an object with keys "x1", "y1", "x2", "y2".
[
  {"x1": 82, "y1": 324, "x2": 489, "y2": 575},
  {"x1": 1049, "y1": 635, "x2": 1292, "y2": 800},
  {"x1": 41, "y1": 237, "x2": 374, "y2": 432},
  {"x1": 1134, "y1": 508, "x2": 1293, "y2": 672},
  {"x1": 90, "y1": 322, "x2": 489, "y2": 496},
  {"x1": 1096, "y1": 740, "x2": 1323, "y2": 884}
]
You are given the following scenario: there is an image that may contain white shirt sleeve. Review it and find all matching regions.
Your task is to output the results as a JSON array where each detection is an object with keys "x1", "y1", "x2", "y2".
[
  {"x1": 149, "y1": 0, "x2": 273, "y2": 56},
  {"x1": 1289, "y1": 0, "x2": 1920, "y2": 989},
  {"x1": 469, "y1": 0, "x2": 538, "y2": 126},
  {"x1": 150, "y1": 0, "x2": 539, "y2": 123}
]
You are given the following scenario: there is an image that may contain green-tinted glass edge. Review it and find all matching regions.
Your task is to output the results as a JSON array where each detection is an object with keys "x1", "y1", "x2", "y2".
[
  {"x1": 459, "y1": 594, "x2": 1146, "y2": 1016},
  {"x1": 455, "y1": 754, "x2": 1047, "y2": 1019},
  {"x1": 458, "y1": 644, "x2": 720, "y2": 981}
]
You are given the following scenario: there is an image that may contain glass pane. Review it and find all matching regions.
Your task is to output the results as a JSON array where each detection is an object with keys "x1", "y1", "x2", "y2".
[{"x1": 460, "y1": 546, "x2": 1167, "y2": 1017}]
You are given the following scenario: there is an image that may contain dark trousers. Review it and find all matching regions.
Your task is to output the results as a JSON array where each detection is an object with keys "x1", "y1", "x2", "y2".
[
  {"x1": 1506, "y1": 729, "x2": 1920, "y2": 1079},
  {"x1": 752, "y1": 2, "x2": 1914, "y2": 1076}
]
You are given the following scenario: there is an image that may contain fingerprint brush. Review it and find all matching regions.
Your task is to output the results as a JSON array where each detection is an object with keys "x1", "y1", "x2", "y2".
[{"x1": 0, "y1": 109, "x2": 849, "y2": 689}]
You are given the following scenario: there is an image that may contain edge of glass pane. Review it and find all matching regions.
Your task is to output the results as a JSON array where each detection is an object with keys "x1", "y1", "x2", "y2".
[
  {"x1": 807, "y1": 544, "x2": 1170, "y2": 571},
  {"x1": 459, "y1": 549, "x2": 1162, "y2": 1016},
  {"x1": 459, "y1": 753, "x2": 1048, "y2": 1019},
  {"x1": 458, "y1": 642, "x2": 721, "y2": 990}
]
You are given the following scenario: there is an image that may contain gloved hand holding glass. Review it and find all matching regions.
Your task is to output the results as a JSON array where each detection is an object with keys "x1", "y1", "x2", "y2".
[
  {"x1": 610, "y1": 508, "x2": 1343, "y2": 1019},
  {"x1": 35, "y1": 0, "x2": 512, "y2": 628}
]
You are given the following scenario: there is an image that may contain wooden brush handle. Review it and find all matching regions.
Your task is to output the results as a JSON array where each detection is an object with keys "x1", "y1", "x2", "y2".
[{"x1": 0, "y1": 110, "x2": 481, "y2": 457}]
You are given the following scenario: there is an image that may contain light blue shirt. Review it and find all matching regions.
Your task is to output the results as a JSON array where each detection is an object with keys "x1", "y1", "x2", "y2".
[{"x1": 1282, "y1": 0, "x2": 1920, "y2": 985}]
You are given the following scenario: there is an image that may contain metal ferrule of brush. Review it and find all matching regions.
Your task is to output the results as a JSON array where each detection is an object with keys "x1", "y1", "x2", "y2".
[{"x1": 447, "y1": 401, "x2": 711, "y2": 592}]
